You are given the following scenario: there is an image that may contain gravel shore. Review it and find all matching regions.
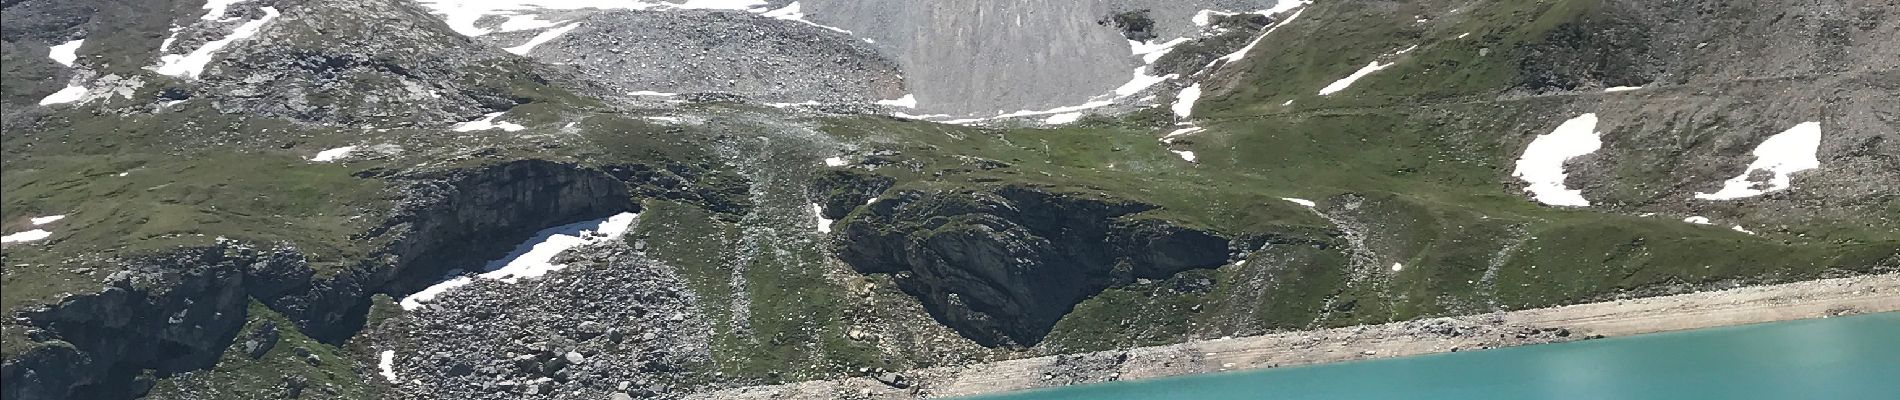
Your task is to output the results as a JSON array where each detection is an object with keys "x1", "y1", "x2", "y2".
[{"x1": 693, "y1": 273, "x2": 1900, "y2": 399}]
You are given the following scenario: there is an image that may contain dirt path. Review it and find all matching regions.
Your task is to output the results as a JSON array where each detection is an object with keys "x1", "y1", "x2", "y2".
[{"x1": 692, "y1": 273, "x2": 1900, "y2": 399}]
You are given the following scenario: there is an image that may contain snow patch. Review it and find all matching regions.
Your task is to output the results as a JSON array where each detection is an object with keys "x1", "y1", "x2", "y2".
[
  {"x1": 497, "y1": 14, "x2": 562, "y2": 32},
  {"x1": 1113, "y1": 68, "x2": 1176, "y2": 98},
  {"x1": 1683, "y1": 216, "x2": 1712, "y2": 225},
  {"x1": 812, "y1": 204, "x2": 833, "y2": 233},
  {"x1": 1, "y1": 230, "x2": 53, "y2": 243},
  {"x1": 628, "y1": 90, "x2": 680, "y2": 97},
  {"x1": 1693, "y1": 122, "x2": 1823, "y2": 200},
  {"x1": 202, "y1": 0, "x2": 251, "y2": 21},
  {"x1": 1731, "y1": 225, "x2": 1756, "y2": 235},
  {"x1": 823, "y1": 157, "x2": 847, "y2": 167},
  {"x1": 1390, "y1": 262, "x2": 1404, "y2": 272},
  {"x1": 452, "y1": 112, "x2": 525, "y2": 132},
  {"x1": 1172, "y1": 84, "x2": 1203, "y2": 118},
  {"x1": 38, "y1": 85, "x2": 88, "y2": 106},
  {"x1": 1173, "y1": 150, "x2": 1197, "y2": 163},
  {"x1": 399, "y1": 213, "x2": 638, "y2": 309},
  {"x1": 31, "y1": 215, "x2": 67, "y2": 225},
  {"x1": 1214, "y1": 2, "x2": 1310, "y2": 64},
  {"x1": 1130, "y1": 38, "x2": 1190, "y2": 64},
  {"x1": 1044, "y1": 113, "x2": 1083, "y2": 125},
  {"x1": 1163, "y1": 126, "x2": 1204, "y2": 143},
  {"x1": 1317, "y1": 61, "x2": 1393, "y2": 96},
  {"x1": 875, "y1": 94, "x2": 917, "y2": 108},
  {"x1": 1282, "y1": 198, "x2": 1316, "y2": 207},
  {"x1": 1512, "y1": 113, "x2": 1602, "y2": 207},
  {"x1": 378, "y1": 350, "x2": 399, "y2": 383},
  {"x1": 151, "y1": 7, "x2": 281, "y2": 79},
  {"x1": 1604, "y1": 86, "x2": 1644, "y2": 92},
  {"x1": 311, "y1": 146, "x2": 357, "y2": 162},
  {"x1": 761, "y1": 2, "x2": 853, "y2": 34},
  {"x1": 504, "y1": 23, "x2": 578, "y2": 55},
  {"x1": 49, "y1": 39, "x2": 83, "y2": 67},
  {"x1": 480, "y1": 213, "x2": 637, "y2": 283}
]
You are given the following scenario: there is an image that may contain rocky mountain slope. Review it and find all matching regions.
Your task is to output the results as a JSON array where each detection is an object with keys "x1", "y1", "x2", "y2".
[{"x1": 1, "y1": 0, "x2": 1894, "y2": 399}]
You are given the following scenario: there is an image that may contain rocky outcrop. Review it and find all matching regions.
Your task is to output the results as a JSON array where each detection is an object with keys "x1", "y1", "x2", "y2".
[
  {"x1": 272, "y1": 159, "x2": 639, "y2": 341},
  {"x1": 2, "y1": 159, "x2": 651, "y2": 399},
  {"x1": 832, "y1": 186, "x2": 1233, "y2": 347},
  {"x1": 1, "y1": 242, "x2": 301, "y2": 400},
  {"x1": 193, "y1": 0, "x2": 569, "y2": 126},
  {"x1": 809, "y1": 169, "x2": 895, "y2": 219}
]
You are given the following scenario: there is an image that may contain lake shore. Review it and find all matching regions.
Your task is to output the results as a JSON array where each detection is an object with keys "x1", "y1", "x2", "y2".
[{"x1": 691, "y1": 273, "x2": 1900, "y2": 399}]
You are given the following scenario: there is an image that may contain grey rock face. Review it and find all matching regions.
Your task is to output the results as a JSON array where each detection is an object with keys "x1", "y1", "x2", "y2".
[
  {"x1": 194, "y1": 0, "x2": 562, "y2": 126},
  {"x1": 525, "y1": 9, "x2": 904, "y2": 105},
  {"x1": 797, "y1": 0, "x2": 1293, "y2": 116},
  {"x1": 2, "y1": 242, "x2": 276, "y2": 400},
  {"x1": 833, "y1": 186, "x2": 1233, "y2": 347}
]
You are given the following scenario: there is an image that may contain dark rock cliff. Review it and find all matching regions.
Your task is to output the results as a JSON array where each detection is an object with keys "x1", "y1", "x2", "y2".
[
  {"x1": 3, "y1": 243, "x2": 284, "y2": 400},
  {"x1": 1, "y1": 159, "x2": 653, "y2": 399},
  {"x1": 830, "y1": 185, "x2": 1233, "y2": 347}
]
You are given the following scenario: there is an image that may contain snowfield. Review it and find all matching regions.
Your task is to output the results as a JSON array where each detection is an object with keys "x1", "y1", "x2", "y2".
[
  {"x1": 1512, "y1": 113, "x2": 1602, "y2": 207},
  {"x1": 151, "y1": 7, "x2": 281, "y2": 79},
  {"x1": 311, "y1": 146, "x2": 357, "y2": 162},
  {"x1": 400, "y1": 213, "x2": 638, "y2": 310},
  {"x1": 451, "y1": 112, "x2": 526, "y2": 132},
  {"x1": 1694, "y1": 122, "x2": 1822, "y2": 200},
  {"x1": 48, "y1": 39, "x2": 83, "y2": 66}
]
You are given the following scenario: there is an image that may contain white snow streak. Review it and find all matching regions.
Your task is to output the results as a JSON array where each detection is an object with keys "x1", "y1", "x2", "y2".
[
  {"x1": 504, "y1": 23, "x2": 578, "y2": 55},
  {"x1": 761, "y1": 2, "x2": 853, "y2": 34},
  {"x1": 1, "y1": 230, "x2": 53, "y2": 243},
  {"x1": 452, "y1": 112, "x2": 525, "y2": 132},
  {"x1": 1731, "y1": 225, "x2": 1756, "y2": 235},
  {"x1": 812, "y1": 204, "x2": 834, "y2": 233},
  {"x1": 202, "y1": 0, "x2": 250, "y2": 21},
  {"x1": 1172, "y1": 84, "x2": 1203, "y2": 118},
  {"x1": 1683, "y1": 216, "x2": 1712, "y2": 225},
  {"x1": 1282, "y1": 198, "x2": 1316, "y2": 207},
  {"x1": 31, "y1": 215, "x2": 67, "y2": 225},
  {"x1": 311, "y1": 146, "x2": 357, "y2": 162},
  {"x1": 1604, "y1": 86, "x2": 1644, "y2": 92},
  {"x1": 1173, "y1": 150, "x2": 1197, "y2": 163},
  {"x1": 1113, "y1": 67, "x2": 1176, "y2": 98},
  {"x1": 1130, "y1": 38, "x2": 1190, "y2": 64},
  {"x1": 378, "y1": 351, "x2": 399, "y2": 383},
  {"x1": 1044, "y1": 112, "x2": 1083, "y2": 125},
  {"x1": 49, "y1": 39, "x2": 83, "y2": 67},
  {"x1": 823, "y1": 157, "x2": 847, "y2": 167},
  {"x1": 1693, "y1": 122, "x2": 1823, "y2": 200},
  {"x1": 875, "y1": 94, "x2": 917, "y2": 108},
  {"x1": 38, "y1": 85, "x2": 88, "y2": 106},
  {"x1": 1162, "y1": 126, "x2": 1204, "y2": 143},
  {"x1": 1317, "y1": 61, "x2": 1393, "y2": 96},
  {"x1": 399, "y1": 213, "x2": 637, "y2": 310},
  {"x1": 1215, "y1": 1, "x2": 1310, "y2": 64},
  {"x1": 1512, "y1": 113, "x2": 1602, "y2": 207},
  {"x1": 151, "y1": 7, "x2": 281, "y2": 79}
]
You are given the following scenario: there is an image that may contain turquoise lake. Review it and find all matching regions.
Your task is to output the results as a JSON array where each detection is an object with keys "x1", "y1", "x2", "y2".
[{"x1": 969, "y1": 312, "x2": 1900, "y2": 400}]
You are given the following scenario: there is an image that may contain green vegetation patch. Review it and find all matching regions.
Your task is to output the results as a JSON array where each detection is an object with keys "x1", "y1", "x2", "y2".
[{"x1": 145, "y1": 301, "x2": 380, "y2": 400}]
